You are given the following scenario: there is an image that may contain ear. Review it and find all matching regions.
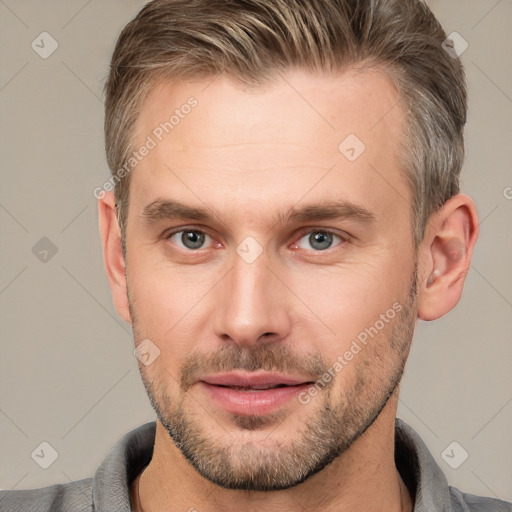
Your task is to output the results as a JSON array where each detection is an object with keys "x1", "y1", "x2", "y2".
[
  {"x1": 417, "y1": 194, "x2": 479, "y2": 321},
  {"x1": 98, "y1": 191, "x2": 131, "y2": 324}
]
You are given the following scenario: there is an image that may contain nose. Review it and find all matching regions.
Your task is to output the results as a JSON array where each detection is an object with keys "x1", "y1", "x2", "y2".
[{"x1": 212, "y1": 247, "x2": 292, "y2": 348}]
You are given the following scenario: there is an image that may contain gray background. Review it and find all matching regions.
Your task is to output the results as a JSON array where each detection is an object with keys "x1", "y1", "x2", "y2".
[{"x1": 1, "y1": 0, "x2": 511, "y2": 502}]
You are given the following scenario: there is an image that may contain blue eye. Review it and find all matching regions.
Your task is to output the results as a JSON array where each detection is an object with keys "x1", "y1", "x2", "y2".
[
  {"x1": 168, "y1": 230, "x2": 211, "y2": 250},
  {"x1": 166, "y1": 228, "x2": 345, "y2": 253},
  {"x1": 296, "y1": 231, "x2": 343, "y2": 251}
]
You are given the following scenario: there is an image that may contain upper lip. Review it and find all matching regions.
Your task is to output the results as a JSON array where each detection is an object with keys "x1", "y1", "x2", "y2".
[{"x1": 200, "y1": 371, "x2": 314, "y2": 388}]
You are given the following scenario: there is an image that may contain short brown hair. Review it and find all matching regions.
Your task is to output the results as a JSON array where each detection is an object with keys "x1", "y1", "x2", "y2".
[{"x1": 104, "y1": 0, "x2": 467, "y2": 250}]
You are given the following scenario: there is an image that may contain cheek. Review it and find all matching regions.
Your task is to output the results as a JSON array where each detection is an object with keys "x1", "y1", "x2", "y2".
[
  {"x1": 289, "y1": 258, "x2": 410, "y2": 344},
  {"x1": 129, "y1": 248, "x2": 211, "y2": 316},
  {"x1": 128, "y1": 261, "x2": 221, "y2": 357},
  {"x1": 318, "y1": 306, "x2": 412, "y2": 409}
]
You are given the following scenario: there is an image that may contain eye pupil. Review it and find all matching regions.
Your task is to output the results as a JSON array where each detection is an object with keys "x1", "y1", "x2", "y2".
[
  {"x1": 182, "y1": 231, "x2": 205, "y2": 249},
  {"x1": 309, "y1": 231, "x2": 333, "y2": 250}
]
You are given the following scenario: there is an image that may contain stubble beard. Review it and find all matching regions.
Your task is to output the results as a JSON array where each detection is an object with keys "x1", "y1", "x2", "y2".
[{"x1": 129, "y1": 269, "x2": 418, "y2": 491}]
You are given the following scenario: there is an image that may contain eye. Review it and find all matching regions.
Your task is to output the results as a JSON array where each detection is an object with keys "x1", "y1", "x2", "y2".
[
  {"x1": 167, "y1": 229, "x2": 212, "y2": 250},
  {"x1": 295, "y1": 230, "x2": 344, "y2": 251}
]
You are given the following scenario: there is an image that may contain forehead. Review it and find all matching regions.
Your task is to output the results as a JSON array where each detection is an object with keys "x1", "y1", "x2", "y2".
[
  {"x1": 136, "y1": 67, "x2": 403, "y2": 152},
  {"x1": 129, "y1": 67, "x2": 409, "y2": 229}
]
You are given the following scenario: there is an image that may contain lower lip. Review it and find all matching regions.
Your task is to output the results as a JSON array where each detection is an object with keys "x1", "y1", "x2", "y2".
[{"x1": 199, "y1": 382, "x2": 311, "y2": 416}]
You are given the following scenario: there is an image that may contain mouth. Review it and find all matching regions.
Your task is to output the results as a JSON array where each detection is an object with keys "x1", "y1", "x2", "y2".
[
  {"x1": 198, "y1": 372, "x2": 315, "y2": 416},
  {"x1": 212, "y1": 383, "x2": 298, "y2": 391},
  {"x1": 200, "y1": 371, "x2": 313, "y2": 388}
]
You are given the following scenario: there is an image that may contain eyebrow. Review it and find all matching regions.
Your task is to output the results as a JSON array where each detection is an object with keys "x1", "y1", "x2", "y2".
[{"x1": 141, "y1": 198, "x2": 376, "y2": 227}]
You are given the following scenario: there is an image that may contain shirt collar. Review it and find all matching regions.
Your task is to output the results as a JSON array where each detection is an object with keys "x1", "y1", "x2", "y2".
[
  {"x1": 93, "y1": 421, "x2": 155, "y2": 511},
  {"x1": 395, "y1": 417, "x2": 452, "y2": 511}
]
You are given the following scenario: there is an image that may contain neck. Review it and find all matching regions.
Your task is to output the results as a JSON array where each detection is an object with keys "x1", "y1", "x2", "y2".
[{"x1": 135, "y1": 396, "x2": 413, "y2": 512}]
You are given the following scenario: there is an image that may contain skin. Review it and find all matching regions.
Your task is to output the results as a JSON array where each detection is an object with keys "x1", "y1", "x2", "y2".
[{"x1": 99, "y1": 67, "x2": 479, "y2": 512}]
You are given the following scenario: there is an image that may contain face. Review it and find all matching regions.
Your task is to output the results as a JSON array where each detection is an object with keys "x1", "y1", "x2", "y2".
[{"x1": 124, "y1": 68, "x2": 419, "y2": 490}]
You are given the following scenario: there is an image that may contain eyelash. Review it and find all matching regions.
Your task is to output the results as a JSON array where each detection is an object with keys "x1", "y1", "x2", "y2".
[{"x1": 164, "y1": 227, "x2": 349, "y2": 253}]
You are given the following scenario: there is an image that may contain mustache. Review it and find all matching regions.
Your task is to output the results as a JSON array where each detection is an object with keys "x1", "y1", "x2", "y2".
[{"x1": 180, "y1": 343, "x2": 329, "y2": 392}]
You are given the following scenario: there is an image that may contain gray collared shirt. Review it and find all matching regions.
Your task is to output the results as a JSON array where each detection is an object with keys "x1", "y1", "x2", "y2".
[{"x1": 1, "y1": 418, "x2": 510, "y2": 511}]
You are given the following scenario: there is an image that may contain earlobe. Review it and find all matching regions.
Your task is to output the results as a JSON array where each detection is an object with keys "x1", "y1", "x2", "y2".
[
  {"x1": 417, "y1": 194, "x2": 479, "y2": 321},
  {"x1": 98, "y1": 191, "x2": 131, "y2": 324}
]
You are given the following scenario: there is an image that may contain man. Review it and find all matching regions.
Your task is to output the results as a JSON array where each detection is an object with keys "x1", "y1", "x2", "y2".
[{"x1": 1, "y1": 0, "x2": 510, "y2": 511}]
